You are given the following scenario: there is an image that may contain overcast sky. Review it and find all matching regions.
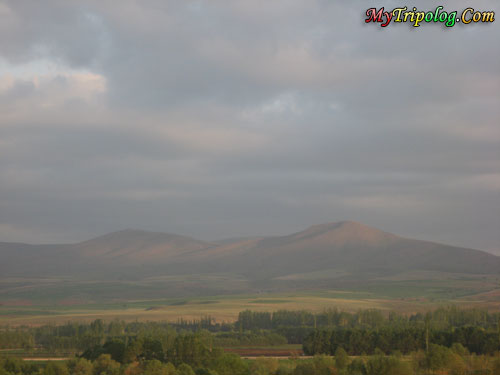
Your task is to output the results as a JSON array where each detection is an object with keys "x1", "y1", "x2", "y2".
[{"x1": 0, "y1": 0, "x2": 499, "y2": 253}]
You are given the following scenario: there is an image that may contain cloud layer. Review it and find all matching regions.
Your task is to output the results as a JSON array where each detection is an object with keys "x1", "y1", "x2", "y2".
[{"x1": 0, "y1": 0, "x2": 499, "y2": 252}]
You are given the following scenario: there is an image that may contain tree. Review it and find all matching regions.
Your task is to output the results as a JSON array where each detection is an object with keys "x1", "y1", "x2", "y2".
[
  {"x1": 164, "y1": 363, "x2": 177, "y2": 375},
  {"x1": 250, "y1": 358, "x2": 279, "y2": 375},
  {"x1": 365, "y1": 354, "x2": 411, "y2": 375},
  {"x1": 293, "y1": 362, "x2": 315, "y2": 375},
  {"x1": 143, "y1": 360, "x2": 171, "y2": 375},
  {"x1": 177, "y1": 363, "x2": 195, "y2": 375},
  {"x1": 68, "y1": 358, "x2": 93, "y2": 375},
  {"x1": 425, "y1": 344, "x2": 452, "y2": 373},
  {"x1": 1, "y1": 357, "x2": 24, "y2": 374},
  {"x1": 92, "y1": 354, "x2": 120, "y2": 375},
  {"x1": 312, "y1": 355, "x2": 337, "y2": 375},
  {"x1": 169, "y1": 334, "x2": 211, "y2": 367},
  {"x1": 123, "y1": 362, "x2": 142, "y2": 375},
  {"x1": 448, "y1": 353, "x2": 467, "y2": 375},
  {"x1": 141, "y1": 338, "x2": 166, "y2": 362},
  {"x1": 124, "y1": 339, "x2": 143, "y2": 363},
  {"x1": 195, "y1": 368, "x2": 219, "y2": 375},
  {"x1": 424, "y1": 313, "x2": 431, "y2": 355},
  {"x1": 293, "y1": 356, "x2": 336, "y2": 375},
  {"x1": 492, "y1": 356, "x2": 500, "y2": 375},
  {"x1": 334, "y1": 347, "x2": 349, "y2": 371},
  {"x1": 212, "y1": 353, "x2": 248, "y2": 375},
  {"x1": 347, "y1": 358, "x2": 366, "y2": 375},
  {"x1": 450, "y1": 343, "x2": 468, "y2": 357},
  {"x1": 43, "y1": 362, "x2": 69, "y2": 375},
  {"x1": 103, "y1": 340, "x2": 126, "y2": 363}
]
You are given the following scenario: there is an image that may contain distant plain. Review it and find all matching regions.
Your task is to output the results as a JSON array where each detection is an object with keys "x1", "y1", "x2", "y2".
[{"x1": 1, "y1": 272, "x2": 499, "y2": 326}]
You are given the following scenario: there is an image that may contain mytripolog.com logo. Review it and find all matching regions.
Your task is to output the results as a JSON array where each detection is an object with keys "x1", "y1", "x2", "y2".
[{"x1": 365, "y1": 6, "x2": 495, "y2": 27}]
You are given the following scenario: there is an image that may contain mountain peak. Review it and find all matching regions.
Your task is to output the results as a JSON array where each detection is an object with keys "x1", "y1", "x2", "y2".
[
  {"x1": 73, "y1": 229, "x2": 212, "y2": 261},
  {"x1": 296, "y1": 221, "x2": 397, "y2": 246},
  {"x1": 307, "y1": 220, "x2": 367, "y2": 231},
  {"x1": 87, "y1": 228, "x2": 175, "y2": 239},
  {"x1": 2, "y1": 222, "x2": 500, "y2": 281}
]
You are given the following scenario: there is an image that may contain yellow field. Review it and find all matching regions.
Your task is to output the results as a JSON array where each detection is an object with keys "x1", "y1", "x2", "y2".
[{"x1": 3, "y1": 290, "x2": 495, "y2": 326}]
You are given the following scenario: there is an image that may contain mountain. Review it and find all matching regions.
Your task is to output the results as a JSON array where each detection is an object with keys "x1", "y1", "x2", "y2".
[
  {"x1": 1, "y1": 221, "x2": 499, "y2": 280},
  {"x1": 180, "y1": 221, "x2": 500, "y2": 278},
  {"x1": 71, "y1": 229, "x2": 213, "y2": 264},
  {"x1": 0, "y1": 230, "x2": 214, "y2": 278},
  {"x1": 0, "y1": 242, "x2": 70, "y2": 276}
]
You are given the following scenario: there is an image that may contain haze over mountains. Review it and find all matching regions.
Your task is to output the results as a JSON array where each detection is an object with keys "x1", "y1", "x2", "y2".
[{"x1": 2, "y1": 221, "x2": 499, "y2": 281}]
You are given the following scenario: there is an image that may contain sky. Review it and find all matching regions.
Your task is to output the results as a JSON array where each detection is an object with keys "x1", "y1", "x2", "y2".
[{"x1": 0, "y1": 0, "x2": 499, "y2": 253}]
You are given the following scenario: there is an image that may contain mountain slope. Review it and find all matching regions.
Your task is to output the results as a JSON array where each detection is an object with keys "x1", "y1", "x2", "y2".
[
  {"x1": 1, "y1": 222, "x2": 499, "y2": 280},
  {"x1": 72, "y1": 229, "x2": 214, "y2": 264},
  {"x1": 0, "y1": 242, "x2": 71, "y2": 276},
  {"x1": 0, "y1": 230, "x2": 214, "y2": 277},
  {"x1": 181, "y1": 221, "x2": 500, "y2": 278}
]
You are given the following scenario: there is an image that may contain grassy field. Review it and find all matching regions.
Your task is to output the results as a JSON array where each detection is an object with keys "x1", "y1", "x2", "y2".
[
  {"x1": 1, "y1": 271, "x2": 499, "y2": 326},
  {"x1": 2, "y1": 289, "x2": 499, "y2": 326}
]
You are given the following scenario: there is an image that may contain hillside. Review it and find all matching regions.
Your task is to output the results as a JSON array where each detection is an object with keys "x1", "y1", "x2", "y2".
[
  {"x1": 1, "y1": 221, "x2": 499, "y2": 281},
  {"x1": 71, "y1": 229, "x2": 214, "y2": 265},
  {"x1": 206, "y1": 221, "x2": 500, "y2": 277}
]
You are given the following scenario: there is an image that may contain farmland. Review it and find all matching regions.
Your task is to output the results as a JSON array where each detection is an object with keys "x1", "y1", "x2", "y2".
[{"x1": 2, "y1": 276, "x2": 500, "y2": 326}]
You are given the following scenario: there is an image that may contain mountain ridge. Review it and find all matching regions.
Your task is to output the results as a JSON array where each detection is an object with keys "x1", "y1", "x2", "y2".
[{"x1": 1, "y1": 221, "x2": 499, "y2": 279}]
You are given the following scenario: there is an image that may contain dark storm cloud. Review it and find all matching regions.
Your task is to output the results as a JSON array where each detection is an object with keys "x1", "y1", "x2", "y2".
[{"x1": 0, "y1": 0, "x2": 498, "y2": 252}]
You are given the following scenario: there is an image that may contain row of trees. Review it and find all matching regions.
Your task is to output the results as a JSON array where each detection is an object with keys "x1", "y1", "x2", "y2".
[
  {"x1": 0, "y1": 326, "x2": 287, "y2": 354},
  {"x1": 2, "y1": 350, "x2": 500, "y2": 375},
  {"x1": 303, "y1": 325, "x2": 499, "y2": 355},
  {"x1": 0, "y1": 353, "x2": 248, "y2": 375},
  {"x1": 1, "y1": 306, "x2": 499, "y2": 354},
  {"x1": 82, "y1": 333, "x2": 216, "y2": 367},
  {"x1": 236, "y1": 306, "x2": 500, "y2": 330}
]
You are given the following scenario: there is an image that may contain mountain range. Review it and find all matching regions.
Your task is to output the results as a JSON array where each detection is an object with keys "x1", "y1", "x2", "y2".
[{"x1": 2, "y1": 221, "x2": 499, "y2": 280}]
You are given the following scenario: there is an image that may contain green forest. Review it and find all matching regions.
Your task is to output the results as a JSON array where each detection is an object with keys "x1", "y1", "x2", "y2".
[{"x1": 1, "y1": 306, "x2": 500, "y2": 375}]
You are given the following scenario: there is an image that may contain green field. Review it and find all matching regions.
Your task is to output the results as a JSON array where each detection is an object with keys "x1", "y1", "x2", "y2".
[
  {"x1": 1, "y1": 270, "x2": 499, "y2": 326},
  {"x1": 1, "y1": 290, "x2": 498, "y2": 326}
]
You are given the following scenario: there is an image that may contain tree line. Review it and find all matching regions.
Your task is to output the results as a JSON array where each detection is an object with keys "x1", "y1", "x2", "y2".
[
  {"x1": 302, "y1": 325, "x2": 499, "y2": 356},
  {"x1": 2, "y1": 346, "x2": 500, "y2": 375},
  {"x1": 1, "y1": 306, "x2": 499, "y2": 359},
  {"x1": 236, "y1": 306, "x2": 500, "y2": 331}
]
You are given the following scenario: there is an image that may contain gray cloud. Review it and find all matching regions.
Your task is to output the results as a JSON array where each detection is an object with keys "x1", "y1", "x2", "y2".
[{"x1": 0, "y1": 0, "x2": 498, "y2": 252}]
